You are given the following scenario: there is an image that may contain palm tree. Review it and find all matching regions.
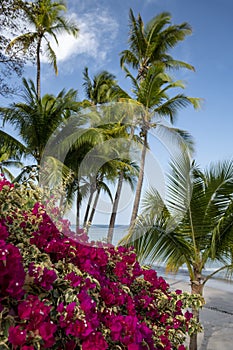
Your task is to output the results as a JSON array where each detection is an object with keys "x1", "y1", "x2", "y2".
[
  {"x1": 120, "y1": 155, "x2": 233, "y2": 350},
  {"x1": 82, "y1": 170, "x2": 113, "y2": 230},
  {"x1": 7, "y1": 0, "x2": 79, "y2": 98},
  {"x1": 83, "y1": 173, "x2": 113, "y2": 232},
  {"x1": 56, "y1": 69, "x2": 119, "y2": 230},
  {"x1": 70, "y1": 69, "x2": 129, "y2": 230},
  {"x1": 120, "y1": 10, "x2": 199, "y2": 230},
  {"x1": 107, "y1": 159, "x2": 139, "y2": 244},
  {"x1": 125, "y1": 65, "x2": 199, "y2": 230},
  {"x1": 82, "y1": 67, "x2": 123, "y2": 105},
  {"x1": 120, "y1": 9, "x2": 194, "y2": 79},
  {"x1": 0, "y1": 78, "x2": 79, "y2": 180}
]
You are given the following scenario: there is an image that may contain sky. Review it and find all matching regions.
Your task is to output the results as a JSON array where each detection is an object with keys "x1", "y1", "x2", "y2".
[
  {"x1": 2, "y1": 0, "x2": 233, "y2": 225},
  {"x1": 33, "y1": 0, "x2": 233, "y2": 168}
]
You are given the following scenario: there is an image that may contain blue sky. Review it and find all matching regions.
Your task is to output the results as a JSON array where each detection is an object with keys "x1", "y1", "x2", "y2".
[
  {"x1": 3, "y1": 0, "x2": 233, "y2": 225},
  {"x1": 29, "y1": 0, "x2": 233, "y2": 169}
]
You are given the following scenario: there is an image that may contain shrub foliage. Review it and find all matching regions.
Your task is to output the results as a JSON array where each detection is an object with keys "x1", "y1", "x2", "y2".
[{"x1": 0, "y1": 178, "x2": 203, "y2": 349}]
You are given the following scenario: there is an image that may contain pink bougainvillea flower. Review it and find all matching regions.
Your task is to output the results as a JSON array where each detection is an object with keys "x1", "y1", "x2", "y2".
[
  {"x1": 0, "y1": 177, "x2": 14, "y2": 190},
  {"x1": 65, "y1": 271, "x2": 82, "y2": 287},
  {"x1": 78, "y1": 290, "x2": 96, "y2": 314},
  {"x1": 128, "y1": 344, "x2": 140, "y2": 350},
  {"x1": 18, "y1": 294, "x2": 51, "y2": 334},
  {"x1": 175, "y1": 289, "x2": 183, "y2": 295},
  {"x1": 82, "y1": 332, "x2": 108, "y2": 350},
  {"x1": 28, "y1": 263, "x2": 57, "y2": 291},
  {"x1": 0, "y1": 241, "x2": 25, "y2": 299},
  {"x1": 39, "y1": 321, "x2": 57, "y2": 348},
  {"x1": 57, "y1": 302, "x2": 65, "y2": 313},
  {"x1": 185, "y1": 310, "x2": 193, "y2": 321},
  {"x1": 8, "y1": 325, "x2": 26, "y2": 347}
]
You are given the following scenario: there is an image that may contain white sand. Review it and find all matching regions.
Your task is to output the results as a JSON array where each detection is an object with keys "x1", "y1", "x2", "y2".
[{"x1": 164, "y1": 275, "x2": 233, "y2": 349}]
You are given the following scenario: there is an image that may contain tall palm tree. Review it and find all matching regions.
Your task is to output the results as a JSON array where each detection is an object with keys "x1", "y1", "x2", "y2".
[
  {"x1": 120, "y1": 155, "x2": 233, "y2": 350},
  {"x1": 125, "y1": 65, "x2": 199, "y2": 230},
  {"x1": 120, "y1": 10, "x2": 199, "y2": 230},
  {"x1": 7, "y1": 0, "x2": 79, "y2": 98},
  {"x1": 0, "y1": 78, "x2": 79, "y2": 179}
]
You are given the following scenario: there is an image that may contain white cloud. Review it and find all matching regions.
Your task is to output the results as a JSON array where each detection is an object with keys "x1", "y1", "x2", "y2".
[{"x1": 41, "y1": 10, "x2": 119, "y2": 65}]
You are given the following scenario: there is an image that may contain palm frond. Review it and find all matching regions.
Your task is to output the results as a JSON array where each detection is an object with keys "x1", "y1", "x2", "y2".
[
  {"x1": 45, "y1": 40, "x2": 58, "y2": 75},
  {"x1": 151, "y1": 122, "x2": 195, "y2": 155},
  {"x1": 154, "y1": 94, "x2": 198, "y2": 124}
]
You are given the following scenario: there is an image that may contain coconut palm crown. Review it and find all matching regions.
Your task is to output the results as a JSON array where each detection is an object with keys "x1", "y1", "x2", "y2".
[{"x1": 120, "y1": 9, "x2": 194, "y2": 80}]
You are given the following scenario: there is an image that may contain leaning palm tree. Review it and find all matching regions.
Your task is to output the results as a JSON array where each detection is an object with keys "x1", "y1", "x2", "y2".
[
  {"x1": 107, "y1": 159, "x2": 139, "y2": 244},
  {"x1": 6, "y1": 0, "x2": 79, "y2": 98},
  {"x1": 83, "y1": 174, "x2": 113, "y2": 232},
  {"x1": 82, "y1": 170, "x2": 113, "y2": 230},
  {"x1": 120, "y1": 155, "x2": 233, "y2": 350}
]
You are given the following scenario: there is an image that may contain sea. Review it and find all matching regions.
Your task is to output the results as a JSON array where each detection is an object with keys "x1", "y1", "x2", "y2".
[
  {"x1": 71, "y1": 224, "x2": 233, "y2": 292},
  {"x1": 88, "y1": 224, "x2": 129, "y2": 245}
]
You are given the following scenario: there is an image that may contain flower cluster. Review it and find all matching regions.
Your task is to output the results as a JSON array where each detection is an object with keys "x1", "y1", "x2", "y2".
[
  {"x1": 0, "y1": 179, "x2": 203, "y2": 349},
  {"x1": 9, "y1": 295, "x2": 57, "y2": 348}
]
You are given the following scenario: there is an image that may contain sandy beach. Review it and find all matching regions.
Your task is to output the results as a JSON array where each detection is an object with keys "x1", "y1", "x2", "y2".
[{"x1": 163, "y1": 274, "x2": 233, "y2": 350}]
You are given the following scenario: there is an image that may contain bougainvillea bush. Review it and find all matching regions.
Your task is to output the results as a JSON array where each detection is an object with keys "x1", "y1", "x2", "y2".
[{"x1": 0, "y1": 178, "x2": 203, "y2": 349}]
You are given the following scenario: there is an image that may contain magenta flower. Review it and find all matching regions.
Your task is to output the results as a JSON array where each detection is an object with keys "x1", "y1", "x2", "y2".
[
  {"x1": 8, "y1": 325, "x2": 26, "y2": 348},
  {"x1": 178, "y1": 345, "x2": 186, "y2": 350},
  {"x1": 0, "y1": 241, "x2": 25, "y2": 299},
  {"x1": 185, "y1": 310, "x2": 193, "y2": 321},
  {"x1": 65, "y1": 271, "x2": 82, "y2": 287},
  {"x1": 39, "y1": 321, "x2": 57, "y2": 348},
  {"x1": 28, "y1": 263, "x2": 57, "y2": 290},
  {"x1": 128, "y1": 344, "x2": 140, "y2": 350},
  {"x1": 18, "y1": 294, "x2": 51, "y2": 332},
  {"x1": 82, "y1": 332, "x2": 108, "y2": 350},
  {"x1": 0, "y1": 177, "x2": 14, "y2": 190}
]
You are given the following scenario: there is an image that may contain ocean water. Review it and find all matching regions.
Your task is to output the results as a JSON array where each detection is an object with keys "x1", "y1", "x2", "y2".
[
  {"x1": 71, "y1": 224, "x2": 233, "y2": 286},
  {"x1": 88, "y1": 224, "x2": 129, "y2": 246}
]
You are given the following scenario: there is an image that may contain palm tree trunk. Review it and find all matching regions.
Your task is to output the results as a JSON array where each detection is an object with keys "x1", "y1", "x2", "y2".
[
  {"x1": 129, "y1": 131, "x2": 147, "y2": 230},
  {"x1": 76, "y1": 188, "x2": 81, "y2": 232},
  {"x1": 83, "y1": 184, "x2": 95, "y2": 228},
  {"x1": 86, "y1": 187, "x2": 101, "y2": 233},
  {"x1": 107, "y1": 171, "x2": 124, "y2": 244},
  {"x1": 36, "y1": 37, "x2": 42, "y2": 99},
  {"x1": 189, "y1": 271, "x2": 204, "y2": 350}
]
